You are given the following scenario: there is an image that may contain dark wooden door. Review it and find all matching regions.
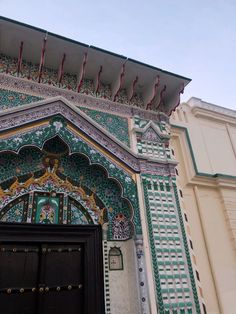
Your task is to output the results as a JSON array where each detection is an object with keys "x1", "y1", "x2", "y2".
[
  {"x1": 0, "y1": 223, "x2": 104, "y2": 314},
  {"x1": 39, "y1": 244, "x2": 84, "y2": 314},
  {"x1": 0, "y1": 244, "x2": 39, "y2": 314},
  {"x1": 0, "y1": 243, "x2": 84, "y2": 314}
]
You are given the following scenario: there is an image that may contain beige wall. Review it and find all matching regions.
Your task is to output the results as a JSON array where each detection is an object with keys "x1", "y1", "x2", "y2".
[
  {"x1": 170, "y1": 98, "x2": 236, "y2": 314},
  {"x1": 171, "y1": 98, "x2": 236, "y2": 176}
]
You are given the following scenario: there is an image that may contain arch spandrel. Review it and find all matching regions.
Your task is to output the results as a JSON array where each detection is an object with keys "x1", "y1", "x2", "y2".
[{"x1": 0, "y1": 101, "x2": 142, "y2": 236}]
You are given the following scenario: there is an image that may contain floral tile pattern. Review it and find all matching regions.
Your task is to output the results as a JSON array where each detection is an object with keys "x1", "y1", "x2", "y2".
[
  {"x1": 0, "y1": 201, "x2": 24, "y2": 222},
  {"x1": 0, "y1": 88, "x2": 42, "y2": 110},
  {"x1": 80, "y1": 107, "x2": 130, "y2": 146}
]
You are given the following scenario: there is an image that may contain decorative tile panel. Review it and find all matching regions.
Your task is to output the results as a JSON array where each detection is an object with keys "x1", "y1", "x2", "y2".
[
  {"x1": 0, "y1": 200, "x2": 24, "y2": 222},
  {"x1": 0, "y1": 88, "x2": 42, "y2": 110},
  {"x1": 0, "y1": 147, "x2": 44, "y2": 185},
  {"x1": 142, "y1": 175, "x2": 199, "y2": 313},
  {"x1": 0, "y1": 194, "x2": 29, "y2": 223},
  {"x1": 134, "y1": 116, "x2": 168, "y2": 133},
  {"x1": 0, "y1": 110, "x2": 142, "y2": 233},
  {"x1": 134, "y1": 117, "x2": 172, "y2": 162},
  {"x1": 0, "y1": 121, "x2": 141, "y2": 237},
  {"x1": 0, "y1": 72, "x2": 162, "y2": 122},
  {"x1": 70, "y1": 202, "x2": 93, "y2": 225},
  {"x1": 133, "y1": 115, "x2": 200, "y2": 313},
  {"x1": 80, "y1": 107, "x2": 130, "y2": 146}
]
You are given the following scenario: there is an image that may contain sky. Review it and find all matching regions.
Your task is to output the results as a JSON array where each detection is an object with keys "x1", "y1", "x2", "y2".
[{"x1": 1, "y1": 0, "x2": 236, "y2": 110}]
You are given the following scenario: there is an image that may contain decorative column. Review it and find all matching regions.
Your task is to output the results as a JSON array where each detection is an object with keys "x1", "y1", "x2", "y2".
[
  {"x1": 133, "y1": 116, "x2": 201, "y2": 314},
  {"x1": 135, "y1": 235, "x2": 150, "y2": 314},
  {"x1": 103, "y1": 239, "x2": 111, "y2": 314}
]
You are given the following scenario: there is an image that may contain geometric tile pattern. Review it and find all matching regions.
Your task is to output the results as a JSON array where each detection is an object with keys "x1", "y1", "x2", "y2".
[
  {"x1": 134, "y1": 116, "x2": 172, "y2": 161},
  {"x1": 0, "y1": 193, "x2": 29, "y2": 222},
  {"x1": 137, "y1": 137, "x2": 171, "y2": 160},
  {"x1": 103, "y1": 241, "x2": 111, "y2": 314},
  {"x1": 134, "y1": 116, "x2": 167, "y2": 131},
  {"x1": 0, "y1": 147, "x2": 44, "y2": 184},
  {"x1": 60, "y1": 153, "x2": 133, "y2": 239},
  {"x1": 133, "y1": 116, "x2": 200, "y2": 313},
  {"x1": 70, "y1": 203, "x2": 93, "y2": 225},
  {"x1": 142, "y1": 174, "x2": 200, "y2": 313}
]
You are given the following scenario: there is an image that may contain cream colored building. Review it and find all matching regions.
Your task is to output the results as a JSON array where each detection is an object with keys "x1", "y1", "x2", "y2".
[{"x1": 170, "y1": 97, "x2": 236, "y2": 314}]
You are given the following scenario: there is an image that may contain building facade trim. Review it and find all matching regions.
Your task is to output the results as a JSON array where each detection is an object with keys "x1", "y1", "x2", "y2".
[{"x1": 171, "y1": 124, "x2": 236, "y2": 186}]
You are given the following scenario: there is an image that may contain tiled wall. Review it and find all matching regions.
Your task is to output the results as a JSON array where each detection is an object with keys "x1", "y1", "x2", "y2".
[{"x1": 133, "y1": 117, "x2": 200, "y2": 313}]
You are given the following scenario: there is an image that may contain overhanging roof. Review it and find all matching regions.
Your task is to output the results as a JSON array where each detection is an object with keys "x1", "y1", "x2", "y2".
[{"x1": 0, "y1": 16, "x2": 191, "y2": 114}]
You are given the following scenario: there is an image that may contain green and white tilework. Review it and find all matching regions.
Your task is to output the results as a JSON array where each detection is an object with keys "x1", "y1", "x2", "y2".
[
  {"x1": 142, "y1": 175, "x2": 199, "y2": 313},
  {"x1": 133, "y1": 116, "x2": 200, "y2": 313}
]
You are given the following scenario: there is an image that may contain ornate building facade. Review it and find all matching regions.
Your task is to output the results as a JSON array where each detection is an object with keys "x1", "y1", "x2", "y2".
[{"x1": 0, "y1": 17, "x2": 204, "y2": 313}]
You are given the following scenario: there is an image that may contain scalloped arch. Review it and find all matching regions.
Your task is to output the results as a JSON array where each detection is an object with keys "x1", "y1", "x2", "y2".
[{"x1": 0, "y1": 118, "x2": 141, "y2": 234}]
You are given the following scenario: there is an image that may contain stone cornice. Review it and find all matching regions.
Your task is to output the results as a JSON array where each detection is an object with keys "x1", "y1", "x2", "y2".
[
  {"x1": 191, "y1": 107, "x2": 236, "y2": 125},
  {"x1": 187, "y1": 97, "x2": 236, "y2": 124},
  {"x1": 0, "y1": 96, "x2": 175, "y2": 176},
  {"x1": 0, "y1": 73, "x2": 169, "y2": 123}
]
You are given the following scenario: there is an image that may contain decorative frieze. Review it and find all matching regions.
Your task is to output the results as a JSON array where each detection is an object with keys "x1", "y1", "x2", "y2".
[
  {"x1": 0, "y1": 73, "x2": 166, "y2": 122},
  {"x1": 0, "y1": 53, "x2": 146, "y2": 108}
]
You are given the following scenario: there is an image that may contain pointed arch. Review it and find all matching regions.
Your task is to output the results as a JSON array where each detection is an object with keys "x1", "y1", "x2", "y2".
[{"x1": 0, "y1": 137, "x2": 135, "y2": 239}]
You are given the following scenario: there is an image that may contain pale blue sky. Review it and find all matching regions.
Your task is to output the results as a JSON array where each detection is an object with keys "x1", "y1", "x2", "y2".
[{"x1": 1, "y1": 0, "x2": 236, "y2": 110}]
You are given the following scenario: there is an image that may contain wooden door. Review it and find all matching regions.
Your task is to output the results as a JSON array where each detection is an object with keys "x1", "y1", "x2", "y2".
[
  {"x1": 39, "y1": 244, "x2": 84, "y2": 314},
  {"x1": 0, "y1": 243, "x2": 84, "y2": 314},
  {"x1": 0, "y1": 223, "x2": 104, "y2": 314},
  {"x1": 0, "y1": 243, "x2": 39, "y2": 314}
]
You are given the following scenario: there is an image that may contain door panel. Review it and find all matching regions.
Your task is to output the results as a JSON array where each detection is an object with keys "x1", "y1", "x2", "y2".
[
  {"x1": 40, "y1": 244, "x2": 84, "y2": 314},
  {"x1": 0, "y1": 244, "x2": 38, "y2": 314}
]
